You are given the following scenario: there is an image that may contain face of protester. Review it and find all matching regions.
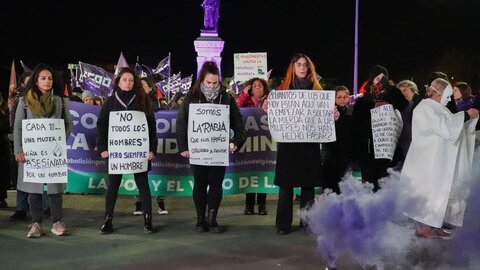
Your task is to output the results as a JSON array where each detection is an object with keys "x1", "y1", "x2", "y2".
[
  {"x1": 84, "y1": 97, "x2": 94, "y2": 105},
  {"x1": 251, "y1": 80, "x2": 265, "y2": 99},
  {"x1": 203, "y1": 73, "x2": 220, "y2": 89},
  {"x1": 335, "y1": 90, "x2": 349, "y2": 107},
  {"x1": 294, "y1": 57, "x2": 309, "y2": 79},
  {"x1": 36, "y1": 70, "x2": 53, "y2": 93},
  {"x1": 399, "y1": 86, "x2": 414, "y2": 101},
  {"x1": 118, "y1": 72, "x2": 135, "y2": 91},
  {"x1": 453, "y1": 86, "x2": 462, "y2": 100},
  {"x1": 141, "y1": 80, "x2": 152, "y2": 94}
]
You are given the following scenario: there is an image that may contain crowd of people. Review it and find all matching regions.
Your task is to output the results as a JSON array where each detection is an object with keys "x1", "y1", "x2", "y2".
[{"x1": 2, "y1": 55, "x2": 479, "y2": 242}]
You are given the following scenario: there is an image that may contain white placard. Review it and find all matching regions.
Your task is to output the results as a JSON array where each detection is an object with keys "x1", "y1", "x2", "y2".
[
  {"x1": 22, "y1": 119, "x2": 67, "y2": 183},
  {"x1": 371, "y1": 104, "x2": 403, "y2": 160},
  {"x1": 267, "y1": 90, "x2": 336, "y2": 143},
  {"x1": 233, "y1": 52, "x2": 268, "y2": 83},
  {"x1": 108, "y1": 111, "x2": 149, "y2": 174},
  {"x1": 188, "y1": 104, "x2": 230, "y2": 166}
]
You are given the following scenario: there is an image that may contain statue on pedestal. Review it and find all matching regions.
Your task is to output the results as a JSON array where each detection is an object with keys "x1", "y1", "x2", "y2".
[{"x1": 201, "y1": 0, "x2": 220, "y2": 31}]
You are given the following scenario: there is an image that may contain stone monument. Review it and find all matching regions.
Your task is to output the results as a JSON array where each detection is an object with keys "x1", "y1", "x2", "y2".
[{"x1": 194, "y1": 0, "x2": 224, "y2": 78}]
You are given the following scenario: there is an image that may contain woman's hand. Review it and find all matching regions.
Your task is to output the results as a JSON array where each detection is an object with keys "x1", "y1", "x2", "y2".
[
  {"x1": 100, "y1": 151, "x2": 109, "y2": 158},
  {"x1": 229, "y1": 143, "x2": 237, "y2": 153},
  {"x1": 243, "y1": 84, "x2": 252, "y2": 95},
  {"x1": 148, "y1": 151, "x2": 155, "y2": 161},
  {"x1": 180, "y1": 151, "x2": 189, "y2": 158},
  {"x1": 15, "y1": 152, "x2": 26, "y2": 163},
  {"x1": 467, "y1": 108, "x2": 479, "y2": 118},
  {"x1": 333, "y1": 106, "x2": 340, "y2": 121}
]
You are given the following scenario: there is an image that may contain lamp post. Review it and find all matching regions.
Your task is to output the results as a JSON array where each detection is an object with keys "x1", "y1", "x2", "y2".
[{"x1": 353, "y1": 0, "x2": 359, "y2": 94}]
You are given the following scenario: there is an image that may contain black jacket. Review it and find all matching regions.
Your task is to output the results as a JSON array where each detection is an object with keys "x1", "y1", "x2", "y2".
[
  {"x1": 96, "y1": 90, "x2": 158, "y2": 171},
  {"x1": 176, "y1": 88, "x2": 247, "y2": 154}
]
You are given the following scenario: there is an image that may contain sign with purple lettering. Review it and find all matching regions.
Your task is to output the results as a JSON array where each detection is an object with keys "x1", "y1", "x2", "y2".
[
  {"x1": 22, "y1": 119, "x2": 68, "y2": 183},
  {"x1": 188, "y1": 104, "x2": 229, "y2": 166},
  {"x1": 108, "y1": 111, "x2": 149, "y2": 174}
]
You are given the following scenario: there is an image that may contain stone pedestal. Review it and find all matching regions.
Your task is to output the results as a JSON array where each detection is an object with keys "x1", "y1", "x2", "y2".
[{"x1": 194, "y1": 30, "x2": 225, "y2": 79}]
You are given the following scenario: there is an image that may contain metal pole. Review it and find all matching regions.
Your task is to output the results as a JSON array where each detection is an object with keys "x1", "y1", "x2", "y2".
[{"x1": 353, "y1": 0, "x2": 359, "y2": 94}]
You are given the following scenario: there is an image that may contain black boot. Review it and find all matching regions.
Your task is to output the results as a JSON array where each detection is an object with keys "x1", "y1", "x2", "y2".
[
  {"x1": 208, "y1": 209, "x2": 223, "y2": 233},
  {"x1": 196, "y1": 208, "x2": 209, "y2": 232},
  {"x1": 100, "y1": 215, "x2": 113, "y2": 234},
  {"x1": 143, "y1": 213, "x2": 154, "y2": 234},
  {"x1": 244, "y1": 204, "x2": 254, "y2": 215}
]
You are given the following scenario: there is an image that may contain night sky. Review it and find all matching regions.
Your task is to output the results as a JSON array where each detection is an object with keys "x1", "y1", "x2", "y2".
[{"x1": 1, "y1": 0, "x2": 480, "y2": 93}]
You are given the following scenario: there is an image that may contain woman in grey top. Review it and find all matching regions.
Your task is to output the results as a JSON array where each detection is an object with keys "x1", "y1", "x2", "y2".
[{"x1": 14, "y1": 63, "x2": 73, "y2": 238}]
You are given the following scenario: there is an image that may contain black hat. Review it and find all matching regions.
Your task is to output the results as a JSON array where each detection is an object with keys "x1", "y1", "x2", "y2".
[{"x1": 367, "y1": 65, "x2": 389, "y2": 86}]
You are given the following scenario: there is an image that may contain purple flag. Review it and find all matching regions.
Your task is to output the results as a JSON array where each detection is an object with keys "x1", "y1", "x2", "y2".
[
  {"x1": 267, "y1": 69, "x2": 273, "y2": 79},
  {"x1": 180, "y1": 75, "x2": 193, "y2": 93},
  {"x1": 168, "y1": 72, "x2": 182, "y2": 94},
  {"x1": 114, "y1": 52, "x2": 129, "y2": 76},
  {"x1": 79, "y1": 62, "x2": 115, "y2": 98},
  {"x1": 154, "y1": 54, "x2": 170, "y2": 77}
]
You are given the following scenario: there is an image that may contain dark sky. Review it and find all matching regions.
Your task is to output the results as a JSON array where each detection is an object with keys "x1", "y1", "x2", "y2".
[{"x1": 1, "y1": 0, "x2": 480, "y2": 92}]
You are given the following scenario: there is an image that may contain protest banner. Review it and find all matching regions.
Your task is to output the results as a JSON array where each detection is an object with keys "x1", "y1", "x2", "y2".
[
  {"x1": 233, "y1": 52, "x2": 268, "y2": 83},
  {"x1": 371, "y1": 104, "x2": 403, "y2": 160},
  {"x1": 188, "y1": 104, "x2": 230, "y2": 166},
  {"x1": 108, "y1": 111, "x2": 149, "y2": 174},
  {"x1": 22, "y1": 119, "x2": 67, "y2": 183},
  {"x1": 267, "y1": 90, "x2": 336, "y2": 143}
]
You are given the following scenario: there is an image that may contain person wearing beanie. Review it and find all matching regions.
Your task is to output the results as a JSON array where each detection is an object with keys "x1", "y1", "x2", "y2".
[
  {"x1": 351, "y1": 64, "x2": 407, "y2": 192},
  {"x1": 81, "y1": 90, "x2": 94, "y2": 105}
]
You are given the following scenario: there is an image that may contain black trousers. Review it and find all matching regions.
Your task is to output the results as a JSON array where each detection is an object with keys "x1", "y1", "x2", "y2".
[
  {"x1": 276, "y1": 186, "x2": 314, "y2": 230},
  {"x1": 191, "y1": 165, "x2": 226, "y2": 215},
  {"x1": 245, "y1": 193, "x2": 267, "y2": 206},
  {"x1": 359, "y1": 160, "x2": 388, "y2": 192},
  {"x1": 29, "y1": 193, "x2": 62, "y2": 223},
  {"x1": 105, "y1": 171, "x2": 151, "y2": 216}
]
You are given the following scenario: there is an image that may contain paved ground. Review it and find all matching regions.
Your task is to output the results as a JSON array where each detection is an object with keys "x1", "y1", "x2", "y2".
[{"x1": 0, "y1": 191, "x2": 368, "y2": 270}]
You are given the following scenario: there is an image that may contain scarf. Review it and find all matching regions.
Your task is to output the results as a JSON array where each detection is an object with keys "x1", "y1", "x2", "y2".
[
  {"x1": 115, "y1": 88, "x2": 136, "y2": 109},
  {"x1": 25, "y1": 89, "x2": 53, "y2": 116},
  {"x1": 292, "y1": 77, "x2": 313, "y2": 90},
  {"x1": 200, "y1": 83, "x2": 221, "y2": 102}
]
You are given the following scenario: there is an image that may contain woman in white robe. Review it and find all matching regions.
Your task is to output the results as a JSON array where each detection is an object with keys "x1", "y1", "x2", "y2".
[{"x1": 400, "y1": 78, "x2": 479, "y2": 238}]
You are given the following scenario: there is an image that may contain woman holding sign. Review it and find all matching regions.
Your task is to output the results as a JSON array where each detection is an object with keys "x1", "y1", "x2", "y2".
[
  {"x1": 96, "y1": 67, "x2": 158, "y2": 234},
  {"x1": 14, "y1": 63, "x2": 73, "y2": 238},
  {"x1": 177, "y1": 61, "x2": 246, "y2": 233},
  {"x1": 273, "y1": 53, "x2": 324, "y2": 235},
  {"x1": 236, "y1": 77, "x2": 270, "y2": 215}
]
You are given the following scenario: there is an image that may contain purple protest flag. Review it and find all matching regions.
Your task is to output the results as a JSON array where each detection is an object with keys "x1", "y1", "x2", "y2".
[
  {"x1": 20, "y1": 60, "x2": 32, "y2": 73},
  {"x1": 79, "y1": 61, "x2": 115, "y2": 98},
  {"x1": 141, "y1": 64, "x2": 154, "y2": 75},
  {"x1": 134, "y1": 62, "x2": 145, "y2": 77},
  {"x1": 154, "y1": 53, "x2": 170, "y2": 78},
  {"x1": 70, "y1": 69, "x2": 78, "y2": 89},
  {"x1": 180, "y1": 75, "x2": 193, "y2": 93},
  {"x1": 114, "y1": 52, "x2": 129, "y2": 76},
  {"x1": 156, "y1": 79, "x2": 169, "y2": 96},
  {"x1": 267, "y1": 69, "x2": 273, "y2": 79},
  {"x1": 168, "y1": 72, "x2": 182, "y2": 94}
]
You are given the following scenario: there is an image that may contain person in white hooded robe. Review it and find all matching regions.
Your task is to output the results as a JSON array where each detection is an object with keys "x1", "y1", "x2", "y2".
[{"x1": 400, "y1": 78, "x2": 479, "y2": 238}]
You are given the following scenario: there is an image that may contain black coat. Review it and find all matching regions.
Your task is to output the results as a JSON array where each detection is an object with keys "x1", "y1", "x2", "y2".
[
  {"x1": 176, "y1": 88, "x2": 247, "y2": 154},
  {"x1": 273, "y1": 89, "x2": 323, "y2": 188},
  {"x1": 95, "y1": 90, "x2": 158, "y2": 171}
]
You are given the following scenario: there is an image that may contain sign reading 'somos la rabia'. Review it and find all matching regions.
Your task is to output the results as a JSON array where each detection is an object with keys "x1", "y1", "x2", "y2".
[
  {"x1": 108, "y1": 111, "x2": 149, "y2": 174},
  {"x1": 233, "y1": 52, "x2": 268, "y2": 83},
  {"x1": 188, "y1": 104, "x2": 230, "y2": 166},
  {"x1": 22, "y1": 119, "x2": 68, "y2": 183}
]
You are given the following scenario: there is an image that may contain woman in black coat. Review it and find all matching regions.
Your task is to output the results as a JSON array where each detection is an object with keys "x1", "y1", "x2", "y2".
[
  {"x1": 176, "y1": 61, "x2": 246, "y2": 233},
  {"x1": 96, "y1": 67, "x2": 158, "y2": 234},
  {"x1": 273, "y1": 53, "x2": 324, "y2": 235}
]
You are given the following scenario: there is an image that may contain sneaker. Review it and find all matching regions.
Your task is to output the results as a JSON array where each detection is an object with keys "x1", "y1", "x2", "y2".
[
  {"x1": 434, "y1": 228, "x2": 452, "y2": 239},
  {"x1": 415, "y1": 226, "x2": 439, "y2": 239},
  {"x1": 157, "y1": 208, "x2": 169, "y2": 215},
  {"x1": 133, "y1": 201, "x2": 142, "y2": 216},
  {"x1": 27, "y1": 222, "x2": 45, "y2": 238},
  {"x1": 51, "y1": 221, "x2": 67, "y2": 236},
  {"x1": 9, "y1": 211, "x2": 27, "y2": 221},
  {"x1": 244, "y1": 205, "x2": 254, "y2": 215}
]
